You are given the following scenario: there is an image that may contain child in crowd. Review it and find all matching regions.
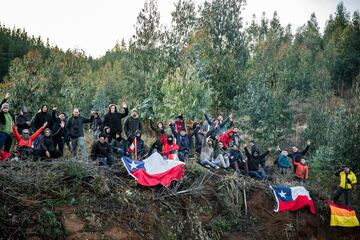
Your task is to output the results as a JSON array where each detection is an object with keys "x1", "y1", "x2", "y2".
[
  {"x1": 293, "y1": 158, "x2": 309, "y2": 184},
  {"x1": 276, "y1": 150, "x2": 291, "y2": 175}
]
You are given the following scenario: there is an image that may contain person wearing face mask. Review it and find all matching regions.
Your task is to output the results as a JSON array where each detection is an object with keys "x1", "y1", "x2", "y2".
[
  {"x1": 38, "y1": 128, "x2": 62, "y2": 159},
  {"x1": 124, "y1": 109, "x2": 143, "y2": 139},
  {"x1": 101, "y1": 103, "x2": 128, "y2": 143},
  {"x1": 0, "y1": 93, "x2": 14, "y2": 160},
  {"x1": 67, "y1": 108, "x2": 94, "y2": 161},
  {"x1": 12, "y1": 121, "x2": 48, "y2": 159},
  {"x1": 160, "y1": 131, "x2": 179, "y2": 160}
]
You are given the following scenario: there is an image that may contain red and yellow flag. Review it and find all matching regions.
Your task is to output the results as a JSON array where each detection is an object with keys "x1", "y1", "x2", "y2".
[{"x1": 326, "y1": 201, "x2": 360, "y2": 227}]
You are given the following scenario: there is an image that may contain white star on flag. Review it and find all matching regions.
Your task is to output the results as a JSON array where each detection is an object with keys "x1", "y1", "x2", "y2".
[
  {"x1": 279, "y1": 190, "x2": 287, "y2": 198},
  {"x1": 129, "y1": 161, "x2": 138, "y2": 170}
]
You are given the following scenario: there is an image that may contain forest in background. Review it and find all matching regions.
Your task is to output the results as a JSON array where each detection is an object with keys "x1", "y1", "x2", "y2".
[{"x1": 0, "y1": 0, "x2": 360, "y2": 193}]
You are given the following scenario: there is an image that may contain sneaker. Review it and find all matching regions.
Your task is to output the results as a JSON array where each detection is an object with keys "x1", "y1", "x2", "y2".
[{"x1": 214, "y1": 166, "x2": 220, "y2": 169}]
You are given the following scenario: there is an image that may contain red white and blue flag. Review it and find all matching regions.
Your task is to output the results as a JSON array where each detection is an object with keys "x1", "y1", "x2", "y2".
[
  {"x1": 128, "y1": 137, "x2": 137, "y2": 160},
  {"x1": 122, "y1": 152, "x2": 185, "y2": 187},
  {"x1": 270, "y1": 186, "x2": 316, "y2": 214}
]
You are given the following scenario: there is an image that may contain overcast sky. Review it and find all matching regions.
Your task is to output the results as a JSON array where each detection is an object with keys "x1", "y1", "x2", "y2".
[{"x1": 1, "y1": 0, "x2": 359, "y2": 58}]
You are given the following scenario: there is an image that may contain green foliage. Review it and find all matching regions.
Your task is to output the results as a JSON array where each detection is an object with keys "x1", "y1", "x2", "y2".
[
  {"x1": 0, "y1": 23, "x2": 46, "y2": 82},
  {"x1": 39, "y1": 208, "x2": 66, "y2": 239},
  {"x1": 237, "y1": 77, "x2": 293, "y2": 144},
  {"x1": 158, "y1": 65, "x2": 212, "y2": 119}
]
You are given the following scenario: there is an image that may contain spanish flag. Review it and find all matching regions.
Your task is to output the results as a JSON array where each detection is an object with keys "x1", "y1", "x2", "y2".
[{"x1": 326, "y1": 201, "x2": 360, "y2": 227}]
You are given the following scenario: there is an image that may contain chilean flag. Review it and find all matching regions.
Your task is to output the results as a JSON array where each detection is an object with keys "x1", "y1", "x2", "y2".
[
  {"x1": 122, "y1": 152, "x2": 185, "y2": 187},
  {"x1": 270, "y1": 186, "x2": 316, "y2": 214}
]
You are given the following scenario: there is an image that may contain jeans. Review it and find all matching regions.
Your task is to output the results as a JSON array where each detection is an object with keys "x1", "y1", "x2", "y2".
[
  {"x1": 0, "y1": 132, "x2": 12, "y2": 152},
  {"x1": 97, "y1": 156, "x2": 115, "y2": 166},
  {"x1": 249, "y1": 168, "x2": 267, "y2": 180},
  {"x1": 200, "y1": 159, "x2": 217, "y2": 168},
  {"x1": 179, "y1": 150, "x2": 189, "y2": 162},
  {"x1": 71, "y1": 137, "x2": 87, "y2": 160},
  {"x1": 333, "y1": 187, "x2": 351, "y2": 206},
  {"x1": 92, "y1": 130, "x2": 100, "y2": 141},
  {"x1": 54, "y1": 137, "x2": 65, "y2": 156},
  {"x1": 213, "y1": 154, "x2": 230, "y2": 168},
  {"x1": 279, "y1": 167, "x2": 289, "y2": 175}
]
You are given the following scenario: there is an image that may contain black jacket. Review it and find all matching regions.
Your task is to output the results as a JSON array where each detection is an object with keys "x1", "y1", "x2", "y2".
[
  {"x1": 0, "y1": 98, "x2": 15, "y2": 127},
  {"x1": 171, "y1": 124, "x2": 197, "y2": 152},
  {"x1": 244, "y1": 147, "x2": 269, "y2": 171},
  {"x1": 15, "y1": 113, "x2": 31, "y2": 133},
  {"x1": 32, "y1": 111, "x2": 53, "y2": 131},
  {"x1": 229, "y1": 149, "x2": 244, "y2": 163},
  {"x1": 288, "y1": 145, "x2": 310, "y2": 163},
  {"x1": 67, "y1": 115, "x2": 93, "y2": 138},
  {"x1": 40, "y1": 136, "x2": 56, "y2": 152},
  {"x1": 124, "y1": 116, "x2": 143, "y2": 137},
  {"x1": 91, "y1": 141, "x2": 112, "y2": 160},
  {"x1": 101, "y1": 107, "x2": 128, "y2": 135},
  {"x1": 90, "y1": 117, "x2": 102, "y2": 131}
]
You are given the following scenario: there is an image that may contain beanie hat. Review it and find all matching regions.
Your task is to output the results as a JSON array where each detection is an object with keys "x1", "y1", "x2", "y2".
[{"x1": 1, "y1": 103, "x2": 9, "y2": 110}]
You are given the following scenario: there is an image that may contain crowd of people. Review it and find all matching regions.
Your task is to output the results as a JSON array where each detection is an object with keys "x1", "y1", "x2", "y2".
[{"x1": 0, "y1": 93, "x2": 357, "y2": 206}]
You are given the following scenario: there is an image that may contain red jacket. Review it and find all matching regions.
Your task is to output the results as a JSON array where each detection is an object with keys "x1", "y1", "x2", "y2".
[
  {"x1": 293, "y1": 160, "x2": 309, "y2": 180},
  {"x1": 13, "y1": 125, "x2": 45, "y2": 149},
  {"x1": 160, "y1": 134, "x2": 179, "y2": 159},
  {"x1": 218, "y1": 129, "x2": 235, "y2": 149}
]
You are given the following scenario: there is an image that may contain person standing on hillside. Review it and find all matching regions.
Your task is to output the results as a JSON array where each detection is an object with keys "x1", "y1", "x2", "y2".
[
  {"x1": 277, "y1": 141, "x2": 311, "y2": 173},
  {"x1": 67, "y1": 108, "x2": 93, "y2": 161},
  {"x1": 124, "y1": 109, "x2": 142, "y2": 139},
  {"x1": 15, "y1": 106, "x2": 31, "y2": 134},
  {"x1": 0, "y1": 93, "x2": 14, "y2": 160},
  {"x1": 101, "y1": 103, "x2": 128, "y2": 142},
  {"x1": 32, "y1": 105, "x2": 53, "y2": 149},
  {"x1": 333, "y1": 165, "x2": 357, "y2": 206},
  {"x1": 90, "y1": 111, "x2": 102, "y2": 141},
  {"x1": 52, "y1": 108, "x2": 69, "y2": 156},
  {"x1": 293, "y1": 158, "x2": 309, "y2": 185},
  {"x1": 32, "y1": 105, "x2": 53, "y2": 131}
]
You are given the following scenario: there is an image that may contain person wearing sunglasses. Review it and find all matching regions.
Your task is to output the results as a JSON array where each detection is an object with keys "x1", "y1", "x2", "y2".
[{"x1": 13, "y1": 121, "x2": 48, "y2": 160}]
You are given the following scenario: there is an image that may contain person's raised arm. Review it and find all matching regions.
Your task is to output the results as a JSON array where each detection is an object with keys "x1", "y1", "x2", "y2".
[
  {"x1": 170, "y1": 123, "x2": 178, "y2": 138},
  {"x1": 204, "y1": 113, "x2": 214, "y2": 126},
  {"x1": 52, "y1": 107, "x2": 57, "y2": 122},
  {"x1": 219, "y1": 117, "x2": 230, "y2": 128},
  {"x1": 82, "y1": 112, "x2": 94, "y2": 124},
  {"x1": 302, "y1": 142, "x2": 310, "y2": 155},
  {"x1": 30, "y1": 122, "x2": 47, "y2": 141},
  {"x1": 259, "y1": 148, "x2": 271, "y2": 160},
  {"x1": 119, "y1": 102, "x2": 129, "y2": 118},
  {"x1": 0, "y1": 92, "x2": 10, "y2": 107},
  {"x1": 12, "y1": 123, "x2": 21, "y2": 141}
]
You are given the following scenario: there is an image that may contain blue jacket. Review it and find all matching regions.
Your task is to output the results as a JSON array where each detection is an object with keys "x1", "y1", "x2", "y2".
[
  {"x1": 277, "y1": 155, "x2": 290, "y2": 168},
  {"x1": 171, "y1": 124, "x2": 197, "y2": 152}
]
